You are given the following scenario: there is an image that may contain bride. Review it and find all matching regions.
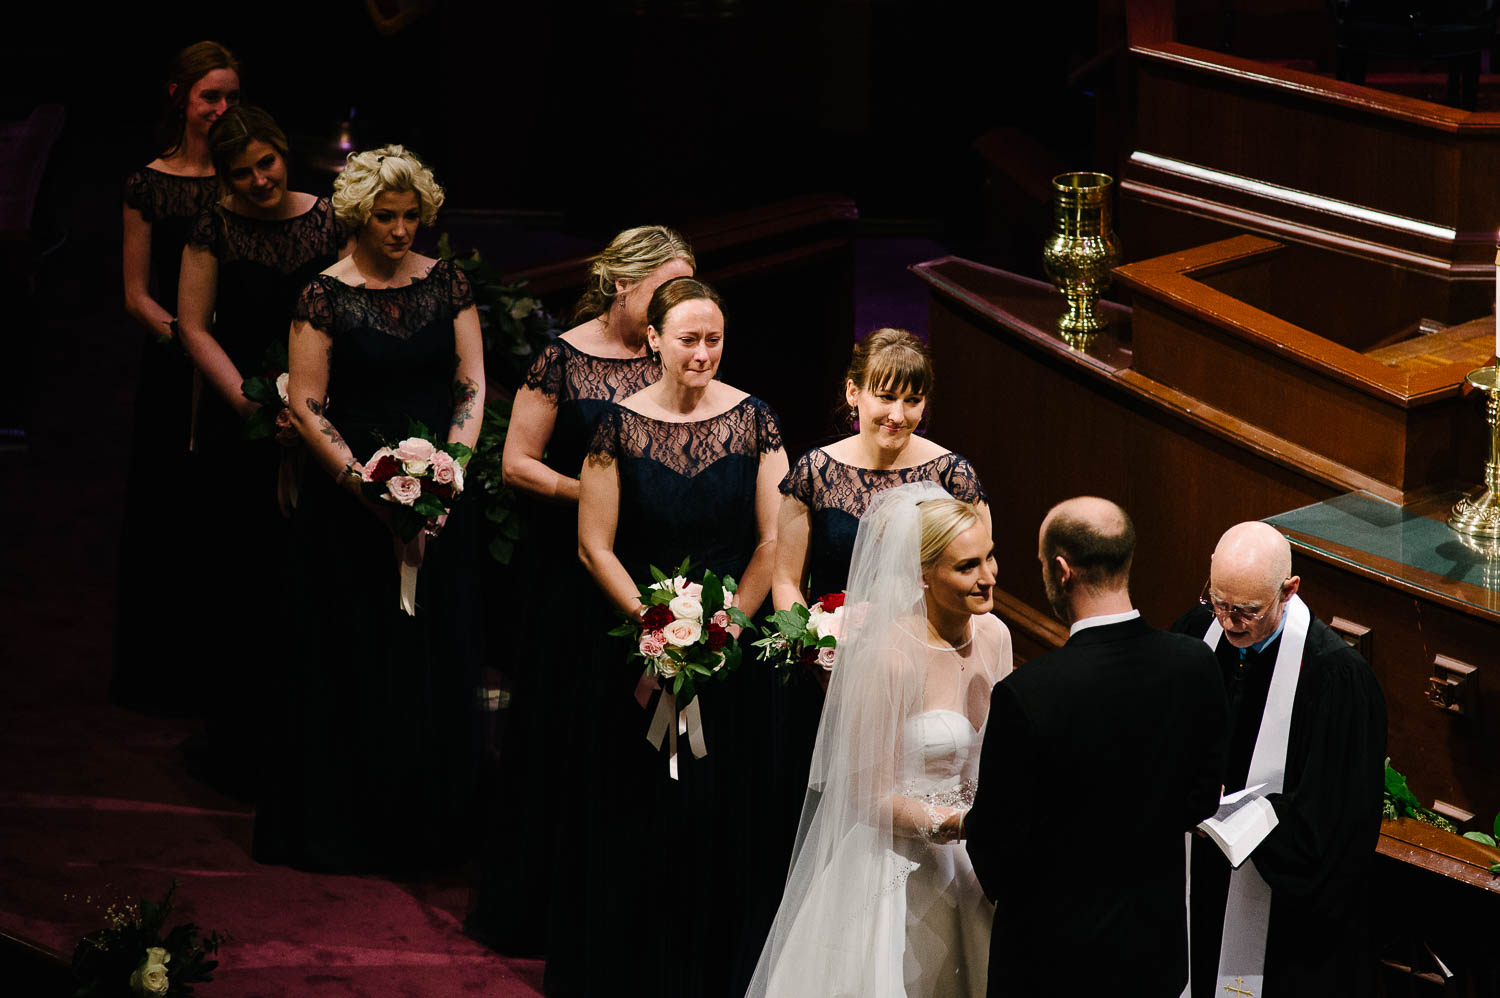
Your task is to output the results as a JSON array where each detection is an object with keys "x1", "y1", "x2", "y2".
[{"x1": 748, "y1": 481, "x2": 1013, "y2": 997}]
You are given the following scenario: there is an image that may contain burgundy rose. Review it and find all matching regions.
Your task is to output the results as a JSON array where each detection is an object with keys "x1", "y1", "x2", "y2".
[
  {"x1": 818, "y1": 592, "x2": 846, "y2": 611},
  {"x1": 369, "y1": 454, "x2": 400, "y2": 483},
  {"x1": 705, "y1": 623, "x2": 729, "y2": 652},
  {"x1": 642, "y1": 605, "x2": 674, "y2": 631},
  {"x1": 799, "y1": 644, "x2": 820, "y2": 666},
  {"x1": 427, "y1": 482, "x2": 455, "y2": 501}
]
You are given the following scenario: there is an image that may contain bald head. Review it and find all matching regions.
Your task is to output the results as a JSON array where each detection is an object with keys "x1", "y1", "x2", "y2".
[
  {"x1": 1207, "y1": 521, "x2": 1299, "y2": 647},
  {"x1": 1039, "y1": 496, "x2": 1136, "y2": 592},
  {"x1": 1211, "y1": 521, "x2": 1291, "y2": 593}
]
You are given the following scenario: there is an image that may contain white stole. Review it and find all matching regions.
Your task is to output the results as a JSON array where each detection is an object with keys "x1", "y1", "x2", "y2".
[{"x1": 1182, "y1": 593, "x2": 1310, "y2": 998}]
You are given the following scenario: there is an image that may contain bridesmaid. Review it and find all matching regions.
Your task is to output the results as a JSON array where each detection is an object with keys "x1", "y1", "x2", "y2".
[
  {"x1": 113, "y1": 41, "x2": 240, "y2": 712},
  {"x1": 747, "y1": 328, "x2": 989, "y2": 967},
  {"x1": 576, "y1": 276, "x2": 786, "y2": 996},
  {"x1": 466, "y1": 226, "x2": 694, "y2": 992},
  {"x1": 175, "y1": 105, "x2": 348, "y2": 792}
]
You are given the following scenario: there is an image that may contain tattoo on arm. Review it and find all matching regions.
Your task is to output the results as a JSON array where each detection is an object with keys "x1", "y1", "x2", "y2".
[
  {"x1": 451, "y1": 377, "x2": 480, "y2": 430},
  {"x1": 305, "y1": 396, "x2": 348, "y2": 453}
]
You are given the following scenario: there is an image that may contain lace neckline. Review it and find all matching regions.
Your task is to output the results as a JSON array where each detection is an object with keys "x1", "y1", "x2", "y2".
[
  {"x1": 819, "y1": 446, "x2": 954, "y2": 475},
  {"x1": 333, "y1": 260, "x2": 439, "y2": 291},
  {"x1": 618, "y1": 393, "x2": 751, "y2": 426},
  {"x1": 143, "y1": 165, "x2": 216, "y2": 181},
  {"x1": 222, "y1": 196, "x2": 324, "y2": 225},
  {"x1": 557, "y1": 336, "x2": 653, "y2": 364}
]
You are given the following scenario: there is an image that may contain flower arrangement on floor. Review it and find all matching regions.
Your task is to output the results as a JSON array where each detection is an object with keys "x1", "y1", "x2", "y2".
[
  {"x1": 753, "y1": 592, "x2": 845, "y2": 683},
  {"x1": 70, "y1": 882, "x2": 226, "y2": 997},
  {"x1": 608, "y1": 559, "x2": 756, "y2": 778}
]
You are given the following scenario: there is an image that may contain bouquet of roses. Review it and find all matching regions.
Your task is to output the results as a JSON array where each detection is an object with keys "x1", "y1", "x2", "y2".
[
  {"x1": 240, "y1": 342, "x2": 299, "y2": 446},
  {"x1": 609, "y1": 559, "x2": 755, "y2": 709},
  {"x1": 753, "y1": 592, "x2": 845, "y2": 683},
  {"x1": 356, "y1": 420, "x2": 473, "y2": 542},
  {"x1": 71, "y1": 881, "x2": 227, "y2": 998},
  {"x1": 609, "y1": 559, "x2": 757, "y2": 778}
]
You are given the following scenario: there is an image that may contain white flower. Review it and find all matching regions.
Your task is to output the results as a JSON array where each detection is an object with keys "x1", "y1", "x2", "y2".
[
  {"x1": 655, "y1": 654, "x2": 681, "y2": 678},
  {"x1": 394, "y1": 437, "x2": 436, "y2": 475},
  {"x1": 673, "y1": 578, "x2": 703, "y2": 600},
  {"x1": 129, "y1": 947, "x2": 170, "y2": 996},
  {"x1": 812, "y1": 605, "x2": 844, "y2": 641},
  {"x1": 662, "y1": 618, "x2": 702, "y2": 647},
  {"x1": 275, "y1": 372, "x2": 290, "y2": 405},
  {"x1": 668, "y1": 595, "x2": 704, "y2": 622}
]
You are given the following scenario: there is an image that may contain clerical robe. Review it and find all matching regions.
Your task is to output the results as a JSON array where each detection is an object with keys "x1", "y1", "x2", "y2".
[{"x1": 1173, "y1": 605, "x2": 1387, "y2": 997}]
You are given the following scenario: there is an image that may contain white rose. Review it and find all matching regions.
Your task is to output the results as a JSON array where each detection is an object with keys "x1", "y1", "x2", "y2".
[
  {"x1": 451, "y1": 458, "x2": 464, "y2": 493},
  {"x1": 674, "y1": 578, "x2": 704, "y2": 600},
  {"x1": 655, "y1": 655, "x2": 681, "y2": 678},
  {"x1": 668, "y1": 595, "x2": 704, "y2": 622},
  {"x1": 814, "y1": 605, "x2": 845, "y2": 641},
  {"x1": 275, "y1": 371, "x2": 290, "y2": 405},
  {"x1": 129, "y1": 947, "x2": 170, "y2": 996},
  {"x1": 662, "y1": 618, "x2": 702, "y2": 647}
]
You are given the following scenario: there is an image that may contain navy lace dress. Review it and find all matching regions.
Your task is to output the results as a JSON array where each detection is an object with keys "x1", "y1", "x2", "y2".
[
  {"x1": 253, "y1": 260, "x2": 482, "y2": 872},
  {"x1": 466, "y1": 339, "x2": 658, "y2": 987},
  {"x1": 111, "y1": 169, "x2": 220, "y2": 713},
  {"x1": 579, "y1": 396, "x2": 783, "y2": 998},
  {"x1": 749, "y1": 447, "x2": 989, "y2": 969},
  {"x1": 182, "y1": 196, "x2": 344, "y2": 791}
]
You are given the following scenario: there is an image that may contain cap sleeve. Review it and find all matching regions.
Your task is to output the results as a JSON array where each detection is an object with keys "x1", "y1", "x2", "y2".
[
  {"x1": 447, "y1": 261, "x2": 475, "y2": 312},
  {"x1": 938, "y1": 454, "x2": 988, "y2": 506},
  {"x1": 752, "y1": 397, "x2": 784, "y2": 455},
  {"x1": 779, "y1": 449, "x2": 817, "y2": 503},
  {"x1": 123, "y1": 171, "x2": 155, "y2": 221},
  {"x1": 585, "y1": 404, "x2": 623, "y2": 465},
  {"x1": 292, "y1": 277, "x2": 337, "y2": 332},
  {"x1": 185, "y1": 207, "x2": 223, "y2": 256},
  {"x1": 521, "y1": 341, "x2": 567, "y2": 402}
]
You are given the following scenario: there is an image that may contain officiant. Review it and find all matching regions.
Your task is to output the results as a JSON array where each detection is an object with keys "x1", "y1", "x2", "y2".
[{"x1": 1173, "y1": 521, "x2": 1386, "y2": 997}]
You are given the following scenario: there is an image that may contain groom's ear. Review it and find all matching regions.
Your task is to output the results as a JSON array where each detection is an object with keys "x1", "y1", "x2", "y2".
[{"x1": 1053, "y1": 554, "x2": 1074, "y2": 589}]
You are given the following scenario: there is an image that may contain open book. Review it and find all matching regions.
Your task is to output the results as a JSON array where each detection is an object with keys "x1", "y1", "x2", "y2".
[{"x1": 1197, "y1": 784, "x2": 1279, "y2": 868}]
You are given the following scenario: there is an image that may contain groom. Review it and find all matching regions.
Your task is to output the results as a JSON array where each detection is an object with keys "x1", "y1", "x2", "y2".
[{"x1": 965, "y1": 497, "x2": 1228, "y2": 996}]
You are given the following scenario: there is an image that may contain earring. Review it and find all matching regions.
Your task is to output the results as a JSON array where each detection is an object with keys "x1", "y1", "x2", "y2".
[{"x1": 921, "y1": 582, "x2": 929, "y2": 589}]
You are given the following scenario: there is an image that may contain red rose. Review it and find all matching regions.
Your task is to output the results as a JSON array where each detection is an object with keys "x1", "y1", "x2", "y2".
[
  {"x1": 817, "y1": 592, "x2": 846, "y2": 611},
  {"x1": 705, "y1": 623, "x2": 729, "y2": 652},
  {"x1": 799, "y1": 644, "x2": 820, "y2": 665},
  {"x1": 369, "y1": 454, "x2": 400, "y2": 483},
  {"x1": 642, "y1": 605, "x2": 674, "y2": 631},
  {"x1": 427, "y1": 482, "x2": 455, "y2": 501}
]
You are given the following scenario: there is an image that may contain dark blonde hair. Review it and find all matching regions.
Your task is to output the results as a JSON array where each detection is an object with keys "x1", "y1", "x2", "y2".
[
  {"x1": 844, "y1": 328, "x2": 934, "y2": 426},
  {"x1": 647, "y1": 276, "x2": 725, "y2": 336},
  {"x1": 158, "y1": 41, "x2": 240, "y2": 157},
  {"x1": 573, "y1": 225, "x2": 696, "y2": 324},
  {"x1": 207, "y1": 106, "x2": 289, "y2": 179}
]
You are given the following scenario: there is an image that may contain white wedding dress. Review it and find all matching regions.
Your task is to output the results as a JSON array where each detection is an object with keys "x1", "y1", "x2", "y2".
[{"x1": 760, "y1": 613, "x2": 1010, "y2": 998}]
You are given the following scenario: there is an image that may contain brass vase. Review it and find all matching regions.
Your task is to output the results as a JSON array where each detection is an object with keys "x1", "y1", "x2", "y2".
[
  {"x1": 1042, "y1": 171, "x2": 1121, "y2": 349},
  {"x1": 1449, "y1": 365, "x2": 1500, "y2": 539}
]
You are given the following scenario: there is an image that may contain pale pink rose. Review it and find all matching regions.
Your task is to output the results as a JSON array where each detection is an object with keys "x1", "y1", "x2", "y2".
[
  {"x1": 430, "y1": 450, "x2": 456, "y2": 485},
  {"x1": 711, "y1": 610, "x2": 730, "y2": 629},
  {"x1": 722, "y1": 588, "x2": 735, "y2": 608},
  {"x1": 818, "y1": 646, "x2": 838, "y2": 670},
  {"x1": 275, "y1": 371, "x2": 290, "y2": 405},
  {"x1": 639, "y1": 630, "x2": 667, "y2": 658},
  {"x1": 385, "y1": 475, "x2": 422, "y2": 505},
  {"x1": 814, "y1": 605, "x2": 845, "y2": 641},
  {"x1": 674, "y1": 579, "x2": 704, "y2": 600},
  {"x1": 451, "y1": 459, "x2": 465, "y2": 493},
  {"x1": 668, "y1": 595, "x2": 703, "y2": 622},
  {"x1": 394, "y1": 437, "x2": 437, "y2": 474},
  {"x1": 361, "y1": 447, "x2": 396, "y2": 482},
  {"x1": 662, "y1": 618, "x2": 702, "y2": 647}
]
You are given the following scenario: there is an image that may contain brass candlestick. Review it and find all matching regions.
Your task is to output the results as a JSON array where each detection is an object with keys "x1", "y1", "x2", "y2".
[
  {"x1": 1042, "y1": 171, "x2": 1121, "y2": 350},
  {"x1": 1450, "y1": 366, "x2": 1500, "y2": 538}
]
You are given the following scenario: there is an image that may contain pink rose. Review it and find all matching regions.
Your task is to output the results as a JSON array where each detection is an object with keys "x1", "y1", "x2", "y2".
[
  {"x1": 430, "y1": 450, "x2": 456, "y2": 485},
  {"x1": 394, "y1": 437, "x2": 437, "y2": 474},
  {"x1": 818, "y1": 646, "x2": 837, "y2": 670},
  {"x1": 385, "y1": 475, "x2": 422, "y2": 505},
  {"x1": 639, "y1": 630, "x2": 667, "y2": 658},
  {"x1": 662, "y1": 618, "x2": 702, "y2": 648},
  {"x1": 674, "y1": 579, "x2": 704, "y2": 600},
  {"x1": 711, "y1": 610, "x2": 730, "y2": 629}
]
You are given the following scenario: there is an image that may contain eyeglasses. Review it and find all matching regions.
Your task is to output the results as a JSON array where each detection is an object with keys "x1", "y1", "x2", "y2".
[{"x1": 1198, "y1": 578, "x2": 1289, "y2": 626}]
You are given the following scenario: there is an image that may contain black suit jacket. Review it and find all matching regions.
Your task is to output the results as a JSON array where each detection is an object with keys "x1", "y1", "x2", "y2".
[{"x1": 965, "y1": 616, "x2": 1228, "y2": 997}]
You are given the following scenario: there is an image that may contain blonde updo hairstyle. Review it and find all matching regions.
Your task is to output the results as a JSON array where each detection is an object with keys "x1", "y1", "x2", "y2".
[
  {"x1": 572, "y1": 225, "x2": 696, "y2": 324},
  {"x1": 918, "y1": 497, "x2": 981, "y2": 567},
  {"x1": 844, "y1": 328, "x2": 935, "y2": 428},
  {"x1": 333, "y1": 145, "x2": 445, "y2": 230}
]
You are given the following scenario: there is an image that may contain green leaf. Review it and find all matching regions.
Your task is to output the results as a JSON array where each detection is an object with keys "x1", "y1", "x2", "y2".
[
  {"x1": 728, "y1": 607, "x2": 753, "y2": 629},
  {"x1": 412, "y1": 494, "x2": 446, "y2": 518},
  {"x1": 701, "y1": 570, "x2": 723, "y2": 616},
  {"x1": 817, "y1": 635, "x2": 837, "y2": 648},
  {"x1": 488, "y1": 537, "x2": 514, "y2": 564},
  {"x1": 484, "y1": 505, "x2": 510, "y2": 524},
  {"x1": 1463, "y1": 831, "x2": 1498, "y2": 847},
  {"x1": 241, "y1": 377, "x2": 281, "y2": 406},
  {"x1": 672, "y1": 672, "x2": 685, "y2": 696},
  {"x1": 1383, "y1": 760, "x2": 1423, "y2": 810},
  {"x1": 648, "y1": 589, "x2": 674, "y2": 606},
  {"x1": 444, "y1": 440, "x2": 474, "y2": 465},
  {"x1": 1489, "y1": 863, "x2": 1500, "y2": 875},
  {"x1": 769, "y1": 607, "x2": 809, "y2": 639},
  {"x1": 1493, "y1": 809, "x2": 1500, "y2": 842},
  {"x1": 406, "y1": 418, "x2": 432, "y2": 440},
  {"x1": 436, "y1": 233, "x2": 453, "y2": 259},
  {"x1": 650, "y1": 564, "x2": 669, "y2": 585},
  {"x1": 607, "y1": 622, "x2": 637, "y2": 638}
]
